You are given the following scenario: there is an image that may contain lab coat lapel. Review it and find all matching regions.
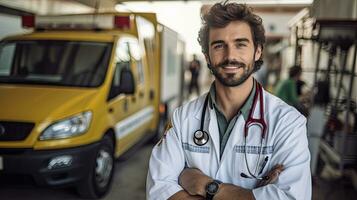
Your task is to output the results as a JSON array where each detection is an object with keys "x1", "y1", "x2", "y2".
[
  {"x1": 207, "y1": 107, "x2": 220, "y2": 164},
  {"x1": 216, "y1": 115, "x2": 245, "y2": 181}
]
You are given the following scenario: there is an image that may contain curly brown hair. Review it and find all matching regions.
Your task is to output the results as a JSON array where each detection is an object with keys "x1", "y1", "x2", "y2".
[{"x1": 198, "y1": 1, "x2": 265, "y2": 70}]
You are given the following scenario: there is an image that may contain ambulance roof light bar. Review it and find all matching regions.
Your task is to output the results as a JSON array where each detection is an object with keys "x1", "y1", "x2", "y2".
[
  {"x1": 21, "y1": 14, "x2": 131, "y2": 30},
  {"x1": 114, "y1": 16, "x2": 130, "y2": 29},
  {"x1": 22, "y1": 15, "x2": 35, "y2": 28}
]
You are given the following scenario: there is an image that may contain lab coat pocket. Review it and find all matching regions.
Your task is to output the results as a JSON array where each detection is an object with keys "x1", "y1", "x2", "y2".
[
  {"x1": 182, "y1": 142, "x2": 210, "y2": 154},
  {"x1": 182, "y1": 142, "x2": 211, "y2": 171},
  {"x1": 232, "y1": 145, "x2": 273, "y2": 189}
]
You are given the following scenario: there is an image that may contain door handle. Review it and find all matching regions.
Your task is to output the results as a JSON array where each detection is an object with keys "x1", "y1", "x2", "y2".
[
  {"x1": 124, "y1": 99, "x2": 128, "y2": 111},
  {"x1": 108, "y1": 107, "x2": 114, "y2": 113},
  {"x1": 139, "y1": 91, "x2": 144, "y2": 98}
]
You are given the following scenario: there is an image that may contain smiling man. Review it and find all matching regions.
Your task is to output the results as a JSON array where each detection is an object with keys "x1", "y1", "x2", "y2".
[{"x1": 147, "y1": 2, "x2": 311, "y2": 200}]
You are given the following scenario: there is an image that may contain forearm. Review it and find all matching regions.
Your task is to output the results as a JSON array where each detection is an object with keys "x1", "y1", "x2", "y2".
[
  {"x1": 179, "y1": 168, "x2": 257, "y2": 200},
  {"x1": 214, "y1": 183, "x2": 255, "y2": 200},
  {"x1": 169, "y1": 190, "x2": 204, "y2": 200}
]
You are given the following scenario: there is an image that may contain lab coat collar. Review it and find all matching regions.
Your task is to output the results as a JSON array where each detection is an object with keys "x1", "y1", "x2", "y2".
[{"x1": 194, "y1": 93, "x2": 211, "y2": 120}]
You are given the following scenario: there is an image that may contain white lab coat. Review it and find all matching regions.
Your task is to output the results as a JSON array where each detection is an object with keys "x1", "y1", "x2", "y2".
[{"x1": 146, "y1": 88, "x2": 311, "y2": 200}]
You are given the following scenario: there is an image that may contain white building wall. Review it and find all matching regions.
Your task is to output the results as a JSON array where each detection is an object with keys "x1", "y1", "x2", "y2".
[{"x1": 0, "y1": 13, "x2": 28, "y2": 40}]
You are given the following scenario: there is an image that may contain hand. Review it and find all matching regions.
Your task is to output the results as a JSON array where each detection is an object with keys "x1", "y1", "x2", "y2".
[
  {"x1": 179, "y1": 168, "x2": 212, "y2": 197},
  {"x1": 256, "y1": 164, "x2": 284, "y2": 187}
]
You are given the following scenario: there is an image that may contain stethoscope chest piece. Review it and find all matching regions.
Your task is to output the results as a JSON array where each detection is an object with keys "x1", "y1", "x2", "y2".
[{"x1": 193, "y1": 130, "x2": 209, "y2": 146}]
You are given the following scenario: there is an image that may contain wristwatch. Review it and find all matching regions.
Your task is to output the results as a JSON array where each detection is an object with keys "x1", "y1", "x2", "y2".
[{"x1": 205, "y1": 179, "x2": 222, "y2": 200}]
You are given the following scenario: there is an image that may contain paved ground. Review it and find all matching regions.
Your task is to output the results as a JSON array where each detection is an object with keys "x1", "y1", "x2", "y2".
[{"x1": 0, "y1": 142, "x2": 356, "y2": 200}]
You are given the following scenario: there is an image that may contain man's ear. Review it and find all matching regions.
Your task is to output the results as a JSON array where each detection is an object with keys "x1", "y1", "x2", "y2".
[{"x1": 254, "y1": 45, "x2": 262, "y2": 61}]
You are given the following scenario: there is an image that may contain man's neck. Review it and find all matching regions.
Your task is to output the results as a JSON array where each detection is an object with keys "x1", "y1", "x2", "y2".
[{"x1": 215, "y1": 76, "x2": 254, "y2": 121}]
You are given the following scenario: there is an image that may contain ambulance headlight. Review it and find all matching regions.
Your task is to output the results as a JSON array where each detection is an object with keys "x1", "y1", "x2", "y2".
[{"x1": 39, "y1": 111, "x2": 92, "y2": 140}]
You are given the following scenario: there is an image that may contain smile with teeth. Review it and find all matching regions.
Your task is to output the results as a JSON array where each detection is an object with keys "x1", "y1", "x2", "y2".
[
  {"x1": 221, "y1": 64, "x2": 243, "y2": 70},
  {"x1": 223, "y1": 66, "x2": 240, "y2": 69},
  {"x1": 220, "y1": 66, "x2": 243, "y2": 74}
]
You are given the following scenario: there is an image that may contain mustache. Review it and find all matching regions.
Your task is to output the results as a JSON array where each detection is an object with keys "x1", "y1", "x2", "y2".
[{"x1": 215, "y1": 59, "x2": 246, "y2": 68}]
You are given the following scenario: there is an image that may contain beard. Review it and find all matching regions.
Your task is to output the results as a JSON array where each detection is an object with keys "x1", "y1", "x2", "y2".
[{"x1": 210, "y1": 59, "x2": 255, "y2": 87}]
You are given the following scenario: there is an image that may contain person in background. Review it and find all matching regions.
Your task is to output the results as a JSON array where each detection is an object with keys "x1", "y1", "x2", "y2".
[
  {"x1": 188, "y1": 54, "x2": 201, "y2": 96},
  {"x1": 275, "y1": 65, "x2": 302, "y2": 106},
  {"x1": 275, "y1": 65, "x2": 309, "y2": 116},
  {"x1": 296, "y1": 78, "x2": 306, "y2": 96}
]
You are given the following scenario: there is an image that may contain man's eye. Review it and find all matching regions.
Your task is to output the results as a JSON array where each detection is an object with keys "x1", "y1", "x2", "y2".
[
  {"x1": 213, "y1": 44, "x2": 224, "y2": 49},
  {"x1": 237, "y1": 43, "x2": 247, "y2": 47}
]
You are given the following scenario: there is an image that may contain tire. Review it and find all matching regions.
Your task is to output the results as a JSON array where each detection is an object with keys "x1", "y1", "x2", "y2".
[{"x1": 77, "y1": 135, "x2": 115, "y2": 199}]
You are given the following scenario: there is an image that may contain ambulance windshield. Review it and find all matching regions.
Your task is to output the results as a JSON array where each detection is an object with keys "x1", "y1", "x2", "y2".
[{"x1": 0, "y1": 40, "x2": 112, "y2": 87}]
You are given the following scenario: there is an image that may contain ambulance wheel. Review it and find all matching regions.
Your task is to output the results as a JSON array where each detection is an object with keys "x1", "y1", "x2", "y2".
[{"x1": 77, "y1": 135, "x2": 115, "y2": 199}]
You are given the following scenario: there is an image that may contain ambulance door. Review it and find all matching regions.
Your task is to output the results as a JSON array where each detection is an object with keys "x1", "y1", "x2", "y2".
[
  {"x1": 127, "y1": 38, "x2": 153, "y2": 138},
  {"x1": 128, "y1": 39, "x2": 146, "y2": 110},
  {"x1": 108, "y1": 36, "x2": 152, "y2": 155},
  {"x1": 107, "y1": 37, "x2": 135, "y2": 155}
]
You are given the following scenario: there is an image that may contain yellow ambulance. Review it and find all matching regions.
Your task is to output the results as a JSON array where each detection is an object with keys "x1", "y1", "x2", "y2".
[{"x1": 0, "y1": 12, "x2": 184, "y2": 198}]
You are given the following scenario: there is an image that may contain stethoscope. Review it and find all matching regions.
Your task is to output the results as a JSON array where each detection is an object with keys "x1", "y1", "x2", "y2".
[{"x1": 193, "y1": 81, "x2": 269, "y2": 180}]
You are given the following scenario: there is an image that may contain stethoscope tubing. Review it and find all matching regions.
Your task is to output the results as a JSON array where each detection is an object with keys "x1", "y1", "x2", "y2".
[
  {"x1": 193, "y1": 81, "x2": 268, "y2": 180},
  {"x1": 193, "y1": 95, "x2": 210, "y2": 146}
]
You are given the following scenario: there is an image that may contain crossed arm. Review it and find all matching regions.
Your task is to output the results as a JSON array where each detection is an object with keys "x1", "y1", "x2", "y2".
[
  {"x1": 147, "y1": 110, "x2": 311, "y2": 200},
  {"x1": 169, "y1": 165, "x2": 284, "y2": 200}
]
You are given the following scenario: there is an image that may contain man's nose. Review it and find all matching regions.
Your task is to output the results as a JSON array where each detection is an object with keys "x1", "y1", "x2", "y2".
[{"x1": 225, "y1": 45, "x2": 237, "y2": 61}]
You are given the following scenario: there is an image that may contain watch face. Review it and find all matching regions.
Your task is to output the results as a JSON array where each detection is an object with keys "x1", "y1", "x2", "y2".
[{"x1": 206, "y1": 182, "x2": 219, "y2": 195}]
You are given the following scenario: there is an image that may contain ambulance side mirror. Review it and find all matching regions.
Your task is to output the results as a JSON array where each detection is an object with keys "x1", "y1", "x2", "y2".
[{"x1": 118, "y1": 67, "x2": 135, "y2": 94}]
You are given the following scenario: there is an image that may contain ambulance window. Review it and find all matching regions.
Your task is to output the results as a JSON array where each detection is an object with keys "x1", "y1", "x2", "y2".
[
  {"x1": 113, "y1": 39, "x2": 130, "y2": 87},
  {"x1": 0, "y1": 42, "x2": 15, "y2": 75},
  {"x1": 115, "y1": 40, "x2": 130, "y2": 66},
  {"x1": 112, "y1": 65, "x2": 121, "y2": 88},
  {"x1": 129, "y1": 40, "x2": 144, "y2": 84},
  {"x1": 136, "y1": 16, "x2": 155, "y2": 79}
]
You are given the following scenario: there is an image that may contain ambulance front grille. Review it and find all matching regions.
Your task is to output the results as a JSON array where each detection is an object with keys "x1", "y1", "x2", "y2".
[{"x1": 0, "y1": 121, "x2": 35, "y2": 141}]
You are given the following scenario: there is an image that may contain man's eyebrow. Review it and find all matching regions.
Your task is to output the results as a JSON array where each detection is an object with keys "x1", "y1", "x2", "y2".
[
  {"x1": 210, "y1": 40, "x2": 225, "y2": 46},
  {"x1": 210, "y1": 38, "x2": 250, "y2": 46},
  {"x1": 235, "y1": 38, "x2": 250, "y2": 43}
]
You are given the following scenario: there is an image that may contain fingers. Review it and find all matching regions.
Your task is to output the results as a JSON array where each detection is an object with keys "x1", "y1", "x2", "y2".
[
  {"x1": 256, "y1": 164, "x2": 284, "y2": 187},
  {"x1": 272, "y1": 164, "x2": 284, "y2": 171},
  {"x1": 267, "y1": 169, "x2": 281, "y2": 183},
  {"x1": 268, "y1": 164, "x2": 284, "y2": 181},
  {"x1": 268, "y1": 164, "x2": 284, "y2": 182}
]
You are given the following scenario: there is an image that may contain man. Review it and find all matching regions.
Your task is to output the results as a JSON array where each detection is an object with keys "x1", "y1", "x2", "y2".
[
  {"x1": 188, "y1": 54, "x2": 202, "y2": 96},
  {"x1": 147, "y1": 2, "x2": 311, "y2": 200}
]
